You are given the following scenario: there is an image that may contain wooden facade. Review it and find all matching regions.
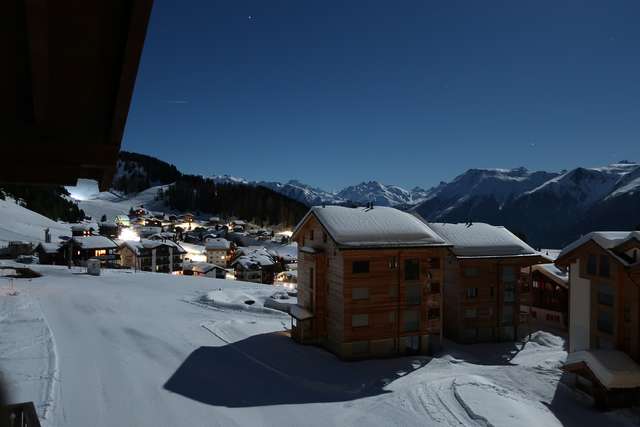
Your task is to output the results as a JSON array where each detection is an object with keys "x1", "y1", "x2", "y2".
[
  {"x1": 291, "y1": 213, "x2": 446, "y2": 359},
  {"x1": 521, "y1": 266, "x2": 569, "y2": 332},
  {"x1": 442, "y1": 255, "x2": 538, "y2": 343}
]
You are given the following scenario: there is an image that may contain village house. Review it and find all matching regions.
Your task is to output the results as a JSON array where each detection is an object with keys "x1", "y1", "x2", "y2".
[
  {"x1": 230, "y1": 247, "x2": 279, "y2": 284},
  {"x1": 98, "y1": 221, "x2": 119, "y2": 238},
  {"x1": 521, "y1": 263, "x2": 569, "y2": 332},
  {"x1": 556, "y1": 231, "x2": 640, "y2": 407},
  {"x1": 288, "y1": 205, "x2": 449, "y2": 359},
  {"x1": 34, "y1": 242, "x2": 65, "y2": 265},
  {"x1": 119, "y1": 239, "x2": 186, "y2": 273},
  {"x1": 71, "y1": 224, "x2": 94, "y2": 237},
  {"x1": 427, "y1": 222, "x2": 548, "y2": 344},
  {"x1": 182, "y1": 261, "x2": 227, "y2": 279},
  {"x1": 205, "y1": 238, "x2": 233, "y2": 266},
  {"x1": 62, "y1": 235, "x2": 119, "y2": 267}
]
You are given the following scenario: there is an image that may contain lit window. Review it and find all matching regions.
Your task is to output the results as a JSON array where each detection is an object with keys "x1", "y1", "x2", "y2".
[{"x1": 95, "y1": 249, "x2": 106, "y2": 256}]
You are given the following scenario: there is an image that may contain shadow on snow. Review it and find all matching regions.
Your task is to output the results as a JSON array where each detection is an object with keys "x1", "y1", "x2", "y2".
[{"x1": 164, "y1": 332, "x2": 430, "y2": 407}]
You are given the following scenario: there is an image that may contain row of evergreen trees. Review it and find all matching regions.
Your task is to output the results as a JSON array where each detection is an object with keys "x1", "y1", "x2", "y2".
[
  {"x1": 112, "y1": 151, "x2": 182, "y2": 194},
  {"x1": 162, "y1": 175, "x2": 308, "y2": 227},
  {"x1": 0, "y1": 184, "x2": 85, "y2": 222}
]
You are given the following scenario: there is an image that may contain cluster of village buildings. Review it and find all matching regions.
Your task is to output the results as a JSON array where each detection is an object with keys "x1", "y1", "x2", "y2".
[
  {"x1": 2, "y1": 208, "x2": 296, "y2": 285},
  {"x1": 2, "y1": 203, "x2": 639, "y2": 409},
  {"x1": 286, "y1": 205, "x2": 640, "y2": 409}
]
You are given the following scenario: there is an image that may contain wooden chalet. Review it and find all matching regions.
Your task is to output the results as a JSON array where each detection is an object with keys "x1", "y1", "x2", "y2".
[
  {"x1": 182, "y1": 261, "x2": 226, "y2": 279},
  {"x1": 205, "y1": 238, "x2": 233, "y2": 266},
  {"x1": 63, "y1": 235, "x2": 119, "y2": 267},
  {"x1": 119, "y1": 239, "x2": 186, "y2": 273},
  {"x1": 427, "y1": 222, "x2": 548, "y2": 344},
  {"x1": 34, "y1": 242, "x2": 65, "y2": 265},
  {"x1": 556, "y1": 231, "x2": 640, "y2": 407},
  {"x1": 289, "y1": 206, "x2": 449, "y2": 360},
  {"x1": 230, "y1": 247, "x2": 279, "y2": 284}
]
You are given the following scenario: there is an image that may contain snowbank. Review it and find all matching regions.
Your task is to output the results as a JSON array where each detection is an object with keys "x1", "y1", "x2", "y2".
[
  {"x1": 566, "y1": 350, "x2": 640, "y2": 389},
  {"x1": 200, "y1": 285, "x2": 296, "y2": 315}
]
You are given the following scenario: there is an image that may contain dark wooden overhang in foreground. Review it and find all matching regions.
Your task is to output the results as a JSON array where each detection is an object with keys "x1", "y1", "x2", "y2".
[{"x1": 6, "y1": 0, "x2": 153, "y2": 190}]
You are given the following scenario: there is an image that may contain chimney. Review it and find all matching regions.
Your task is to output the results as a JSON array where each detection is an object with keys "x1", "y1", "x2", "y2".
[{"x1": 44, "y1": 228, "x2": 51, "y2": 243}]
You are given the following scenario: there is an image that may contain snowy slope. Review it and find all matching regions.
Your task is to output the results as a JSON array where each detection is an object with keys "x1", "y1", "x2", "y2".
[
  {"x1": 65, "y1": 179, "x2": 170, "y2": 221},
  {"x1": 259, "y1": 180, "x2": 345, "y2": 206},
  {"x1": 0, "y1": 198, "x2": 71, "y2": 246},
  {"x1": 2, "y1": 263, "x2": 635, "y2": 427},
  {"x1": 523, "y1": 162, "x2": 639, "y2": 206}
]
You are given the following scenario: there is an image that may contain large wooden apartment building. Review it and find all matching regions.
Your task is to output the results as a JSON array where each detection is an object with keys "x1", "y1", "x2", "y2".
[
  {"x1": 289, "y1": 206, "x2": 449, "y2": 359},
  {"x1": 557, "y1": 231, "x2": 640, "y2": 406},
  {"x1": 427, "y1": 223, "x2": 548, "y2": 343}
]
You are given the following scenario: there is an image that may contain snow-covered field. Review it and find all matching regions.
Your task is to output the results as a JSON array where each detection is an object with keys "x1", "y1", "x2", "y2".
[
  {"x1": 1, "y1": 263, "x2": 638, "y2": 427},
  {"x1": 0, "y1": 198, "x2": 71, "y2": 246}
]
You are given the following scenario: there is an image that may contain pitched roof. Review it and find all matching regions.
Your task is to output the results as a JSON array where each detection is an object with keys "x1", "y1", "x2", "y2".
[
  {"x1": 532, "y1": 263, "x2": 568, "y2": 286},
  {"x1": 293, "y1": 206, "x2": 447, "y2": 248},
  {"x1": 182, "y1": 261, "x2": 225, "y2": 274},
  {"x1": 427, "y1": 222, "x2": 542, "y2": 259},
  {"x1": 120, "y1": 238, "x2": 186, "y2": 255},
  {"x1": 205, "y1": 238, "x2": 231, "y2": 250},
  {"x1": 557, "y1": 231, "x2": 640, "y2": 267},
  {"x1": 71, "y1": 235, "x2": 118, "y2": 250}
]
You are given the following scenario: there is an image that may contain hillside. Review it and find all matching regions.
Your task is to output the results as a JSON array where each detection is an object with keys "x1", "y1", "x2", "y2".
[{"x1": 0, "y1": 197, "x2": 72, "y2": 245}]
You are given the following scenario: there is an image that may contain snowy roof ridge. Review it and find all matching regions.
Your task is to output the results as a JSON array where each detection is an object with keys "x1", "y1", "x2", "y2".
[
  {"x1": 426, "y1": 222, "x2": 541, "y2": 258},
  {"x1": 557, "y1": 231, "x2": 640, "y2": 266},
  {"x1": 71, "y1": 235, "x2": 118, "y2": 249},
  {"x1": 293, "y1": 206, "x2": 448, "y2": 248}
]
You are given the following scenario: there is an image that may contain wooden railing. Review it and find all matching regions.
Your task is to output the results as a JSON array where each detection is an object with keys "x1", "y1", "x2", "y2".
[{"x1": 1, "y1": 402, "x2": 41, "y2": 427}]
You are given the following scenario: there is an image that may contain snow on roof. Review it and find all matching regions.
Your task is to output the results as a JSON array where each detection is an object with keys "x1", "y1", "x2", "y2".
[
  {"x1": 533, "y1": 263, "x2": 568, "y2": 286},
  {"x1": 121, "y1": 238, "x2": 186, "y2": 255},
  {"x1": 296, "y1": 206, "x2": 447, "y2": 248},
  {"x1": 205, "y1": 238, "x2": 231, "y2": 250},
  {"x1": 37, "y1": 242, "x2": 61, "y2": 253},
  {"x1": 427, "y1": 222, "x2": 540, "y2": 258},
  {"x1": 182, "y1": 261, "x2": 225, "y2": 274},
  {"x1": 566, "y1": 350, "x2": 640, "y2": 389},
  {"x1": 290, "y1": 305, "x2": 313, "y2": 320},
  {"x1": 72, "y1": 235, "x2": 118, "y2": 249},
  {"x1": 557, "y1": 231, "x2": 640, "y2": 266},
  {"x1": 231, "y1": 247, "x2": 276, "y2": 269}
]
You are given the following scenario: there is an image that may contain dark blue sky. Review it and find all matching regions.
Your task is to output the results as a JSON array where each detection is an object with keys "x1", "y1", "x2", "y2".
[{"x1": 122, "y1": 0, "x2": 640, "y2": 190}]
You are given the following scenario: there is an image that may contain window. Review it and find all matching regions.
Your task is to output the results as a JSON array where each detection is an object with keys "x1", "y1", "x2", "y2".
[
  {"x1": 404, "y1": 259, "x2": 420, "y2": 280},
  {"x1": 597, "y1": 283, "x2": 614, "y2": 306},
  {"x1": 466, "y1": 288, "x2": 478, "y2": 299},
  {"x1": 463, "y1": 267, "x2": 480, "y2": 278},
  {"x1": 429, "y1": 257, "x2": 440, "y2": 269},
  {"x1": 403, "y1": 310, "x2": 420, "y2": 332},
  {"x1": 501, "y1": 305, "x2": 514, "y2": 325},
  {"x1": 94, "y1": 249, "x2": 106, "y2": 256},
  {"x1": 351, "y1": 340, "x2": 369, "y2": 355},
  {"x1": 352, "y1": 314, "x2": 369, "y2": 327},
  {"x1": 597, "y1": 310, "x2": 613, "y2": 334},
  {"x1": 489, "y1": 286, "x2": 494, "y2": 297},
  {"x1": 388, "y1": 257, "x2": 398, "y2": 270},
  {"x1": 429, "y1": 282, "x2": 440, "y2": 294},
  {"x1": 322, "y1": 232, "x2": 327, "y2": 243},
  {"x1": 406, "y1": 284, "x2": 422, "y2": 305},
  {"x1": 352, "y1": 287, "x2": 369, "y2": 300},
  {"x1": 464, "y1": 308, "x2": 477, "y2": 318},
  {"x1": 503, "y1": 282, "x2": 515, "y2": 303},
  {"x1": 352, "y1": 261, "x2": 370, "y2": 274},
  {"x1": 428, "y1": 308, "x2": 440, "y2": 320},
  {"x1": 587, "y1": 254, "x2": 597, "y2": 275},
  {"x1": 309, "y1": 229, "x2": 314, "y2": 240},
  {"x1": 501, "y1": 266, "x2": 516, "y2": 282},
  {"x1": 599, "y1": 255, "x2": 610, "y2": 278}
]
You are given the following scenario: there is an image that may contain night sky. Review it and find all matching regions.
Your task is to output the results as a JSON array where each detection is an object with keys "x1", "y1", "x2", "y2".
[{"x1": 122, "y1": 0, "x2": 640, "y2": 190}]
